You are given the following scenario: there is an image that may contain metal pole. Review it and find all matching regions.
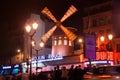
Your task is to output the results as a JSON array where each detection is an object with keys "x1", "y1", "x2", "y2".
[
  {"x1": 88, "y1": 58, "x2": 92, "y2": 68},
  {"x1": 21, "y1": 52, "x2": 23, "y2": 73},
  {"x1": 21, "y1": 52, "x2": 22, "y2": 63},
  {"x1": 106, "y1": 49, "x2": 109, "y2": 64},
  {"x1": 36, "y1": 50, "x2": 38, "y2": 74},
  {"x1": 29, "y1": 36, "x2": 32, "y2": 80}
]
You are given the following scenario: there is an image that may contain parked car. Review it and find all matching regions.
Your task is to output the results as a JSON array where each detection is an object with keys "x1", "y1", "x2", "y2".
[{"x1": 83, "y1": 65, "x2": 120, "y2": 80}]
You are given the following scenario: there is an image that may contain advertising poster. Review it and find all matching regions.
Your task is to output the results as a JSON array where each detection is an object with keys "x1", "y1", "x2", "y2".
[{"x1": 84, "y1": 34, "x2": 96, "y2": 59}]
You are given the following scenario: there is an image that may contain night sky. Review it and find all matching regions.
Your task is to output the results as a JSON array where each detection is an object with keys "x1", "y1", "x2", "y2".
[{"x1": 0, "y1": 0, "x2": 110, "y2": 58}]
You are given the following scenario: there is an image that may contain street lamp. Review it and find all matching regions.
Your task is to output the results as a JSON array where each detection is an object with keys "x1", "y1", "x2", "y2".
[
  {"x1": 108, "y1": 34, "x2": 113, "y2": 41},
  {"x1": 17, "y1": 49, "x2": 22, "y2": 63},
  {"x1": 32, "y1": 40, "x2": 44, "y2": 74},
  {"x1": 78, "y1": 38, "x2": 84, "y2": 50},
  {"x1": 78, "y1": 38, "x2": 83, "y2": 43},
  {"x1": 100, "y1": 34, "x2": 113, "y2": 64},
  {"x1": 25, "y1": 21, "x2": 38, "y2": 78},
  {"x1": 17, "y1": 49, "x2": 21, "y2": 53},
  {"x1": 17, "y1": 49, "x2": 23, "y2": 73}
]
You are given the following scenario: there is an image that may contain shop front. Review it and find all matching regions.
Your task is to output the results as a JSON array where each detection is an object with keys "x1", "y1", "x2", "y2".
[{"x1": 0, "y1": 64, "x2": 21, "y2": 76}]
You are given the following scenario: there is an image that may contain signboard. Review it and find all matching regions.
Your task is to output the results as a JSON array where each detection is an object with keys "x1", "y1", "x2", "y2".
[
  {"x1": 32, "y1": 54, "x2": 63, "y2": 62},
  {"x1": 96, "y1": 52, "x2": 113, "y2": 60},
  {"x1": 2, "y1": 66, "x2": 11, "y2": 69},
  {"x1": 84, "y1": 34, "x2": 96, "y2": 59}
]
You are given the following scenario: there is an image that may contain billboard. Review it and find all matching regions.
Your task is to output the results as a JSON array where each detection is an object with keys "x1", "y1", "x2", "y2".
[{"x1": 84, "y1": 34, "x2": 96, "y2": 59}]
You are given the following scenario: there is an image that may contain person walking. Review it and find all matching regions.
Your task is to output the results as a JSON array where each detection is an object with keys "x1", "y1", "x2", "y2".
[
  {"x1": 68, "y1": 65, "x2": 74, "y2": 80},
  {"x1": 54, "y1": 66, "x2": 62, "y2": 80},
  {"x1": 61, "y1": 66, "x2": 68, "y2": 80}
]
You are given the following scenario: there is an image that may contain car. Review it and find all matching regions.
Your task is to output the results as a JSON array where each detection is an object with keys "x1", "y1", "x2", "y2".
[{"x1": 83, "y1": 65, "x2": 120, "y2": 80}]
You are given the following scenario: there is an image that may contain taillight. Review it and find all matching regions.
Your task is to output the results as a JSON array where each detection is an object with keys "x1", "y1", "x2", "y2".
[
  {"x1": 98, "y1": 75, "x2": 111, "y2": 79},
  {"x1": 83, "y1": 74, "x2": 92, "y2": 79}
]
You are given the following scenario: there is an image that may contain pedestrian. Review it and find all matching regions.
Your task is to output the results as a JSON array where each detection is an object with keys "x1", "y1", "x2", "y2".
[
  {"x1": 61, "y1": 66, "x2": 68, "y2": 80},
  {"x1": 54, "y1": 66, "x2": 62, "y2": 80},
  {"x1": 68, "y1": 65, "x2": 74, "y2": 80}
]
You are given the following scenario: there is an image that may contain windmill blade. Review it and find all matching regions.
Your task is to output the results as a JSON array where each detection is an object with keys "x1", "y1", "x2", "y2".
[
  {"x1": 41, "y1": 7, "x2": 57, "y2": 23},
  {"x1": 41, "y1": 25, "x2": 57, "y2": 43},
  {"x1": 60, "y1": 25, "x2": 77, "y2": 41},
  {"x1": 60, "y1": 5, "x2": 77, "y2": 22}
]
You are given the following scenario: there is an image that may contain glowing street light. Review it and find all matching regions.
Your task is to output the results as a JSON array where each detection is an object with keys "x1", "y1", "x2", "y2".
[
  {"x1": 25, "y1": 21, "x2": 38, "y2": 78},
  {"x1": 25, "y1": 25, "x2": 31, "y2": 33},
  {"x1": 78, "y1": 38, "x2": 83, "y2": 43},
  {"x1": 32, "y1": 22, "x2": 38, "y2": 30},
  {"x1": 39, "y1": 41, "x2": 45, "y2": 48},
  {"x1": 17, "y1": 49, "x2": 23, "y2": 63},
  {"x1": 17, "y1": 49, "x2": 21, "y2": 53},
  {"x1": 108, "y1": 34, "x2": 113, "y2": 40},
  {"x1": 100, "y1": 36, "x2": 105, "y2": 42},
  {"x1": 100, "y1": 34, "x2": 113, "y2": 64},
  {"x1": 32, "y1": 40, "x2": 44, "y2": 74}
]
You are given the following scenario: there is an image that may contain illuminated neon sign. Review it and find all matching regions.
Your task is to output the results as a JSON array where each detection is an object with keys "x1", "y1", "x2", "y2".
[
  {"x1": 84, "y1": 60, "x2": 113, "y2": 65},
  {"x1": 96, "y1": 52, "x2": 113, "y2": 60},
  {"x1": 14, "y1": 64, "x2": 19, "y2": 68},
  {"x1": 32, "y1": 54, "x2": 63, "y2": 62},
  {"x1": 3, "y1": 66, "x2": 11, "y2": 69},
  {"x1": 38, "y1": 56, "x2": 63, "y2": 62}
]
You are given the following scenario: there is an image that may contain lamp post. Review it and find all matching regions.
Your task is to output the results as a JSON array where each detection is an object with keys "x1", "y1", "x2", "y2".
[
  {"x1": 78, "y1": 38, "x2": 83, "y2": 49},
  {"x1": 17, "y1": 49, "x2": 22, "y2": 63},
  {"x1": 25, "y1": 21, "x2": 38, "y2": 78},
  {"x1": 100, "y1": 34, "x2": 113, "y2": 64},
  {"x1": 32, "y1": 40, "x2": 44, "y2": 73},
  {"x1": 17, "y1": 49, "x2": 23, "y2": 73}
]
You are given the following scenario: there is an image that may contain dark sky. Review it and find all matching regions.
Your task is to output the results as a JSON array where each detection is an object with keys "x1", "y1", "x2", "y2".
[{"x1": 0, "y1": 0, "x2": 110, "y2": 58}]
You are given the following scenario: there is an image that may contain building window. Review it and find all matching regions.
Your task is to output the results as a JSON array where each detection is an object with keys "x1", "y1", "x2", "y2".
[
  {"x1": 58, "y1": 39, "x2": 62, "y2": 45},
  {"x1": 59, "y1": 36, "x2": 62, "y2": 39},
  {"x1": 54, "y1": 40, "x2": 57, "y2": 46},
  {"x1": 69, "y1": 41, "x2": 72, "y2": 46},
  {"x1": 64, "y1": 40, "x2": 68, "y2": 45},
  {"x1": 84, "y1": 20, "x2": 89, "y2": 29},
  {"x1": 99, "y1": 30, "x2": 104, "y2": 36},
  {"x1": 92, "y1": 19, "x2": 97, "y2": 27},
  {"x1": 99, "y1": 18, "x2": 105, "y2": 26},
  {"x1": 106, "y1": 16, "x2": 112, "y2": 24},
  {"x1": 106, "y1": 29, "x2": 111, "y2": 35},
  {"x1": 116, "y1": 44, "x2": 120, "y2": 52}
]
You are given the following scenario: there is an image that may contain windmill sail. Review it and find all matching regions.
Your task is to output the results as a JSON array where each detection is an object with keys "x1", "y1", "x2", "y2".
[
  {"x1": 60, "y1": 5, "x2": 77, "y2": 22},
  {"x1": 60, "y1": 25, "x2": 77, "y2": 41},
  {"x1": 41, "y1": 7, "x2": 57, "y2": 23},
  {"x1": 41, "y1": 25, "x2": 57, "y2": 43},
  {"x1": 41, "y1": 5, "x2": 78, "y2": 42}
]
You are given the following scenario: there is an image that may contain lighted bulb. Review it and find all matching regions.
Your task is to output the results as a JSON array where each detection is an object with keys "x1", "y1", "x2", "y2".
[
  {"x1": 32, "y1": 22, "x2": 38, "y2": 30},
  {"x1": 25, "y1": 25, "x2": 31, "y2": 33}
]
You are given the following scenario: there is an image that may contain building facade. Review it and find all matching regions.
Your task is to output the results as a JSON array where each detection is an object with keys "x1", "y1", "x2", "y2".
[{"x1": 83, "y1": 0, "x2": 120, "y2": 64}]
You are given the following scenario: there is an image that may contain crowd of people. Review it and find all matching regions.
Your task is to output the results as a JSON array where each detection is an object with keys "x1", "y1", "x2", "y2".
[
  {"x1": 31, "y1": 65, "x2": 89, "y2": 80},
  {"x1": 0, "y1": 65, "x2": 90, "y2": 80}
]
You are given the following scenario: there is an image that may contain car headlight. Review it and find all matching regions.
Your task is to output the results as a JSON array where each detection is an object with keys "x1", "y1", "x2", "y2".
[{"x1": 113, "y1": 76, "x2": 120, "y2": 79}]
